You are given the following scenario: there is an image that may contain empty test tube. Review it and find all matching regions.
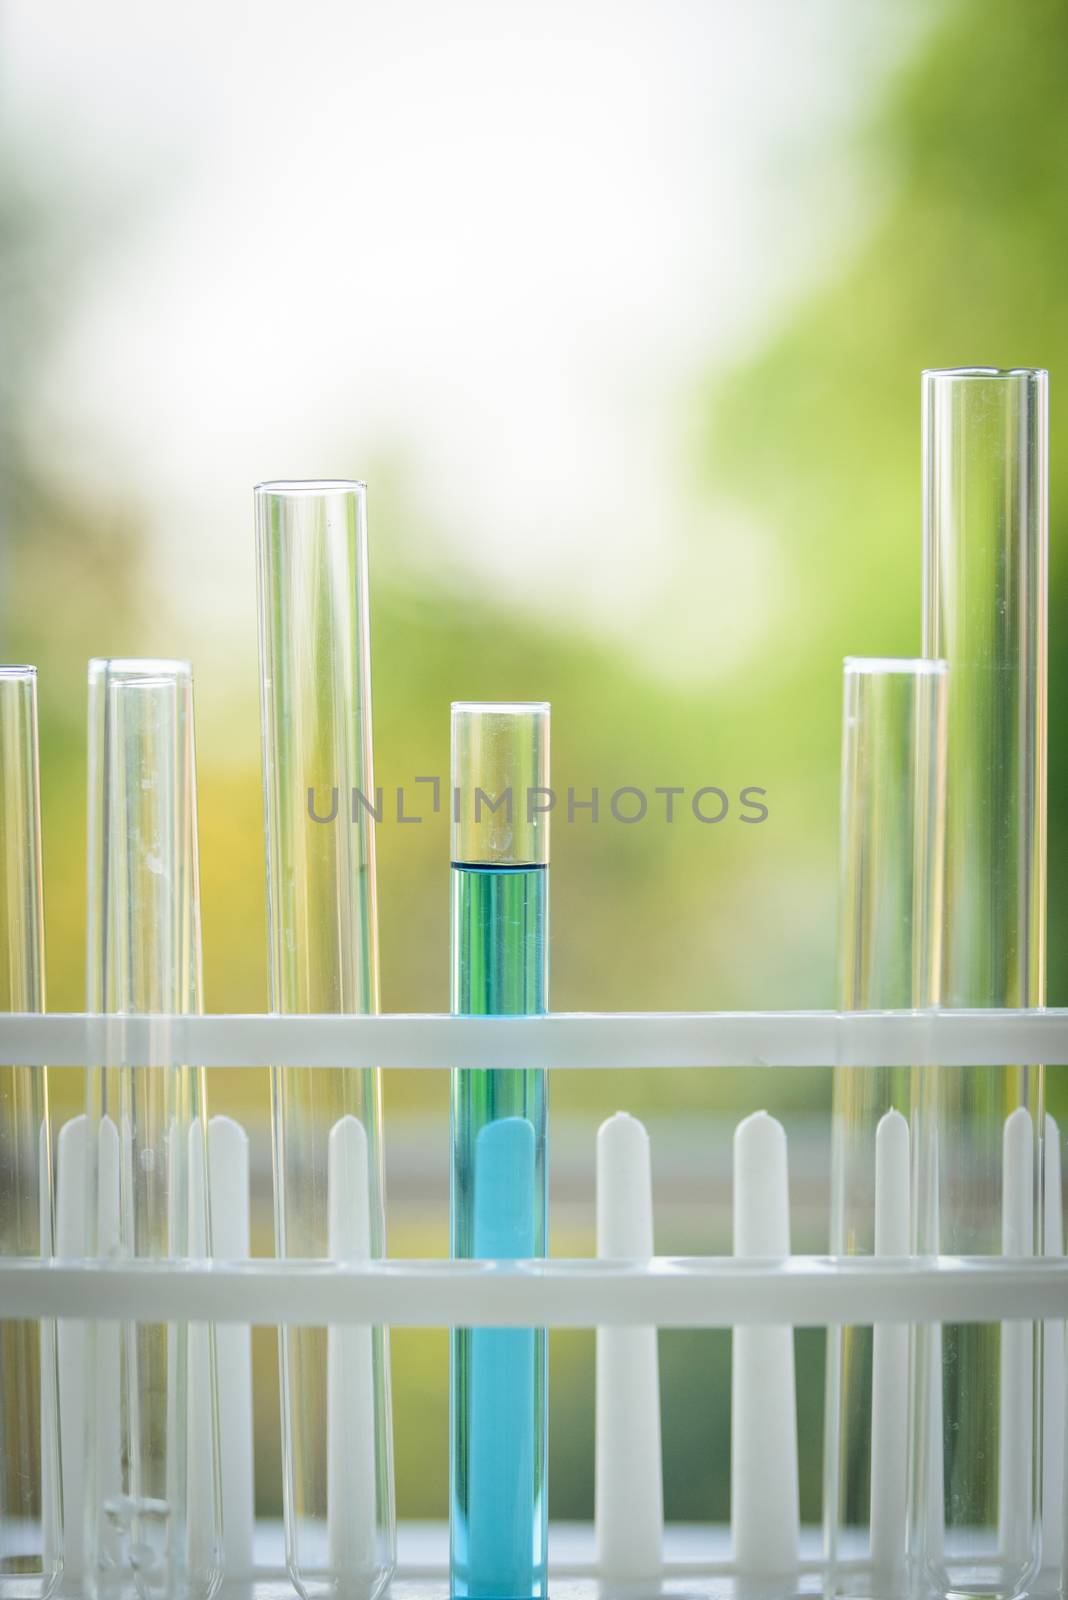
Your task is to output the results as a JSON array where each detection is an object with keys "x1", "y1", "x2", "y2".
[
  {"x1": 255, "y1": 481, "x2": 394, "y2": 1600},
  {"x1": 825, "y1": 658, "x2": 947, "y2": 1597},
  {"x1": 915, "y1": 369, "x2": 1047, "y2": 1600},
  {"x1": 0, "y1": 667, "x2": 61, "y2": 1600},
  {"x1": 83, "y1": 659, "x2": 220, "y2": 1600}
]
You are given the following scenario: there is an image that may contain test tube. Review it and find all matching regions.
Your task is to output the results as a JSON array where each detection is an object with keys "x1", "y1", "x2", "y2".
[
  {"x1": 0, "y1": 667, "x2": 62, "y2": 1599},
  {"x1": 255, "y1": 481, "x2": 394, "y2": 1600},
  {"x1": 824, "y1": 658, "x2": 947, "y2": 1598},
  {"x1": 83, "y1": 659, "x2": 221, "y2": 1600},
  {"x1": 450, "y1": 702, "x2": 549, "y2": 1600},
  {"x1": 914, "y1": 368, "x2": 1047, "y2": 1600}
]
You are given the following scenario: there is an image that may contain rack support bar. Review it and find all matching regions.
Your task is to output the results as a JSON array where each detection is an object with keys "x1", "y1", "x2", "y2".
[
  {"x1": 0, "y1": 1009, "x2": 1065, "y2": 1069},
  {"x1": 1, "y1": 1257, "x2": 1065, "y2": 1327}
]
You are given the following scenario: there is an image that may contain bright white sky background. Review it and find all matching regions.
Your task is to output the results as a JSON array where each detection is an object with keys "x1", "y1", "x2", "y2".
[{"x1": 2, "y1": 2, "x2": 929, "y2": 694}]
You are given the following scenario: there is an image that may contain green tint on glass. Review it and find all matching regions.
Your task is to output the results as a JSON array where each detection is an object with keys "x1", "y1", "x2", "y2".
[
  {"x1": 449, "y1": 697, "x2": 550, "y2": 1600},
  {"x1": 450, "y1": 864, "x2": 548, "y2": 1600}
]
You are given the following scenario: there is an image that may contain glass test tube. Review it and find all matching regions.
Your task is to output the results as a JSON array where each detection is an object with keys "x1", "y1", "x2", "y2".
[
  {"x1": 450, "y1": 703, "x2": 549, "y2": 1600},
  {"x1": 255, "y1": 482, "x2": 394, "y2": 1600},
  {"x1": 824, "y1": 659, "x2": 947, "y2": 1599},
  {"x1": 914, "y1": 368, "x2": 1047, "y2": 1600},
  {"x1": 84, "y1": 659, "x2": 220, "y2": 1600},
  {"x1": 0, "y1": 668, "x2": 62, "y2": 1599}
]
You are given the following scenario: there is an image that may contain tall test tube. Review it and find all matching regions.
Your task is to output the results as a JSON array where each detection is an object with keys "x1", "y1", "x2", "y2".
[
  {"x1": 824, "y1": 659, "x2": 947, "y2": 1598},
  {"x1": 0, "y1": 668, "x2": 61, "y2": 1600},
  {"x1": 255, "y1": 481, "x2": 394, "y2": 1600},
  {"x1": 915, "y1": 368, "x2": 1047, "y2": 1599},
  {"x1": 450, "y1": 703, "x2": 549, "y2": 1600},
  {"x1": 83, "y1": 659, "x2": 220, "y2": 1600}
]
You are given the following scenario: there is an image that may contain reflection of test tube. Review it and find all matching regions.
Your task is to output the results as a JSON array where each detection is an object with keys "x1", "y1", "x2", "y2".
[
  {"x1": 450, "y1": 703, "x2": 549, "y2": 1600},
  {"x1": 83, "y1": 659, "x2": 220, "y2": 1600},
  {"x1": 824, "y1": 659, "x2": 946, "y2": 1598},
  {"x1": 0, "y1": 667, "x2": 62, "y2": 1600},
  {"x1": 915, "y1": 369, "x2": 1047, "y2": 1600},
  {"x1": 255, "y1": 482, "x2": 394, "y2": 1600}
]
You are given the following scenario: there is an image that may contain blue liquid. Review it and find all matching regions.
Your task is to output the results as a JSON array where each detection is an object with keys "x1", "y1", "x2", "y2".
[{"x1": 450, "y1": 864, "x2": 547, "y2": 1600}]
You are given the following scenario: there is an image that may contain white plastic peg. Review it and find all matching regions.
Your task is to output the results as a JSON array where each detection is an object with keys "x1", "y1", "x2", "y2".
[
  {"x1": 998, "y1": 1107, "x2": 1034, "y2": 1571},
  {"x1": 731, "y1": 1111, "x2": 799, "y2": 1581},
  {"x1": 186, "y1": 1119, "x2": 216, "y2": 1580},
  {"x1": 327, "y1": 1116, "x2": 378, "y2": 1577},
  {"x1": 595, "y1": 1112, "x2": 663, "y2": 1581},
  {"x1": 209, "y1": 1116, "x2": 256, "y2": 1577},
  {"x1": 869, "y1": 1109, "x2": 910, "y2": 1583},
  {"x1": 90, "y1": 1116, "x2": 123, "y2": 1575},
  {"x1": 1042, "y1": 1114, "x2": 1064, "y2": 1579},
  {"x1": 55, "y1": 1116, "x2": 87, "y2": 1580}
]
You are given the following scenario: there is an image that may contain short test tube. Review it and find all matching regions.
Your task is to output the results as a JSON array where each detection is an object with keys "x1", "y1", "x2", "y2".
[{"x1": 450, "y1": 702, "x2": 549, "y2": 1600}]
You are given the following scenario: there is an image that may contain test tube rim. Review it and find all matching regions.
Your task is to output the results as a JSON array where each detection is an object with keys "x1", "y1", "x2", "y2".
[
  {"x1": 843, "y1": 656, "x2": 948, "y2": 677},
  {"x1": 451, "y1": 699, "x2": 551, "y2": 715},
  {"x1": 88, "y1": 656, "x2": 192, "y2": 685},
  {"x1": 922, "y1": 365, "x2": 1048, "y2": 382},
  {"x1": 0, "y1": 663, "x2": 37, "y2": 680},
  {"x1": 253, "y1": 478, "x2": 367, "y2": 497}
]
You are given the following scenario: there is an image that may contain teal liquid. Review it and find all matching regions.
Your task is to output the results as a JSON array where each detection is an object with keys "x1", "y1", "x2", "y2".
[{"x1": 450, "y1": 864, "x2": 547, "y2": 1600}]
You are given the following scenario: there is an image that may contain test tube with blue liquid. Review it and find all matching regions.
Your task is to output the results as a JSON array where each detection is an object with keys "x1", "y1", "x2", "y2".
[{"x1": 450, "y1": 702, "x2": 549, "y2": 1600}]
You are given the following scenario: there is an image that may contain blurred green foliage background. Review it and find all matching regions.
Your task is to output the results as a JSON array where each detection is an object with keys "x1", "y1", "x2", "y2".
[{"x1": 2, "y1": 0, "x2": 1066, "y2": 1529}]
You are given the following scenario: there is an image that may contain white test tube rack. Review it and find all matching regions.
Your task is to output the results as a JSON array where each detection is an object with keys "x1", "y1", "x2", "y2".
[{"x1": 1, "y1": 1008, "x2": 1066, "y2": 1600}]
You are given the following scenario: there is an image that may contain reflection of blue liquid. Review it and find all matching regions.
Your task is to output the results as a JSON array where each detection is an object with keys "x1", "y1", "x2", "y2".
[
  {"x1": 450, "y1": 863, "x2": 547, "y2": 1600},
  {"x1": 469, "y1": 1118, "x2": 536, "y2": 1599}
]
